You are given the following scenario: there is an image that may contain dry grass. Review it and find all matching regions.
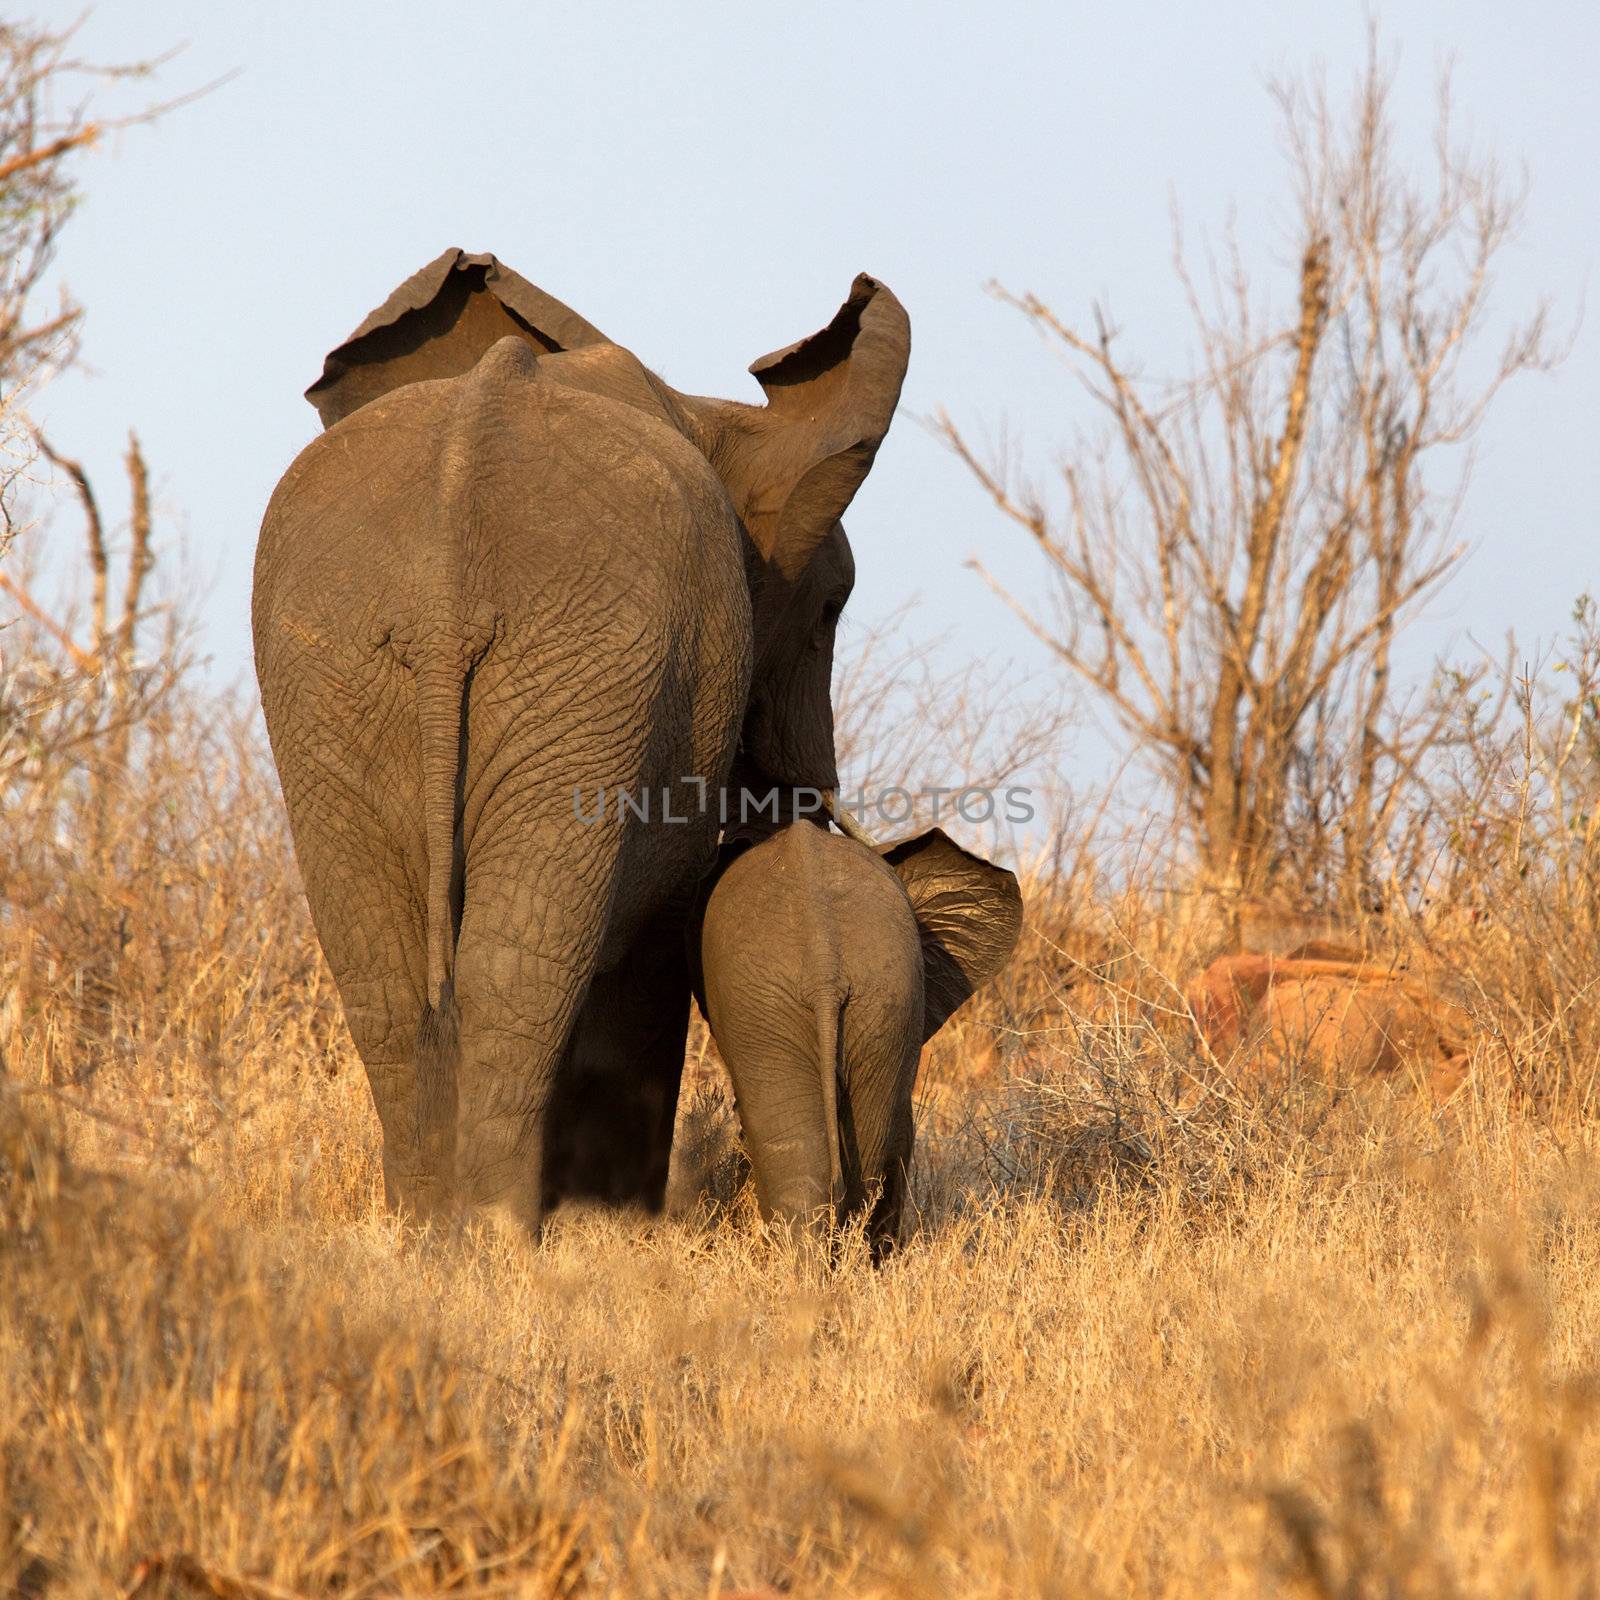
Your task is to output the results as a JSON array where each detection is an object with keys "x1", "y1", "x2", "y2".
[
  {"x1": 6, "y1": 21, "x2": 1596, "y2": 1593},
  {"x1": 5, "y1": 690, "x2": 1600, "y2": 1599}
]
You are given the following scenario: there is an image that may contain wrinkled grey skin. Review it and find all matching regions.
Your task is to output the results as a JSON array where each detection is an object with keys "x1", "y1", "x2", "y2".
[
  {"x1": 253, "y1": 250, "x2": 912, "y2": 1236},
  {"x1": 694, "y1": 821, "x2": 1022, "y2": 1257}
]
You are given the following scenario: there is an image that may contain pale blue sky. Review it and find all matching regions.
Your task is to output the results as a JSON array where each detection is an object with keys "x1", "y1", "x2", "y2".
[{"x1": 30, "y1": 0, "x2": 1600, "y2": 793}]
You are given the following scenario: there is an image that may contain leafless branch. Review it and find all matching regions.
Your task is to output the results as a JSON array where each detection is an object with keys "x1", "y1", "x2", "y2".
[{"x1": 939, "y1": 38, "x2": 1556, "y2": 914}]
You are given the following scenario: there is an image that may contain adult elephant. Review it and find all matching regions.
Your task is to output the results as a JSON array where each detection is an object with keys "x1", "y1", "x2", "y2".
[{"x1": 254, "y1": 249, "x2": 910, "y2": 1236}]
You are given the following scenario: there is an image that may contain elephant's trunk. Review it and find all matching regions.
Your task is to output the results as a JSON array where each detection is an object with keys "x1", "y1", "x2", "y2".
[{"x1": 822, "y1": 789, "x2": 879, "y2": 849}]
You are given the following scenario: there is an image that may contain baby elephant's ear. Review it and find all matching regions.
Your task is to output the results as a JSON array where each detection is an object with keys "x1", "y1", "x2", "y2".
[{"x1": 883, "y1": 829, "x2": 1023, "y2": 1041}]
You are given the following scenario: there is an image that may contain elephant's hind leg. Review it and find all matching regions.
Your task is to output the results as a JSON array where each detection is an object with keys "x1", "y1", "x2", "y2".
[
  {"x1": 275, "y1": 766, "x2": 446, "y2": 1218},
  {"x1": 541, "y1": 903, "x2": 692, "y2": 1214},
  {"x1": 447, "y1": 809, "x2": 631, "y2": 1237}
]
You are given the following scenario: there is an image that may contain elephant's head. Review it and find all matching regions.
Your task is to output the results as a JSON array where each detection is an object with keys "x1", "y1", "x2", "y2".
[{"x1": 304, "y1": 250, "x2": 910, "y2": 794}]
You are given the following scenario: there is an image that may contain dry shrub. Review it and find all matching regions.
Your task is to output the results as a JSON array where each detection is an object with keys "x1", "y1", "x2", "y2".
[
  {"x1": 1, "y1": 689, "x2": 365, "y2": 1226},
  {"x1": 1, "y1": 1106, "x2": 581, "y2": 1599},
  {"x1": 1386, "y1": 609, "x2": 1600, "y2": 1116}
]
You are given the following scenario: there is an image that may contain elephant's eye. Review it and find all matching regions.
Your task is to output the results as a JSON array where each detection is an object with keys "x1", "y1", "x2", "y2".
[{"x1": 812, "y1": 596, "x2": 846, "y2": 649}]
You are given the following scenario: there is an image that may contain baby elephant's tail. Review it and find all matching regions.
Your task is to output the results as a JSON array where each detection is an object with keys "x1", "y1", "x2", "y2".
[{"x1": 815, "y1": 993, "x2": 846, "y2": 1211}]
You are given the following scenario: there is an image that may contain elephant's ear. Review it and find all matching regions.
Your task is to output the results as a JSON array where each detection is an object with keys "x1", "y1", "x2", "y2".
[
  {"x1": 741, "y1": 274, "x2": 910, "y2": 580},
  {"x1": 305, "y1": 248, "x2": 610, "y2": 428},
  {"x1": 883, "y1": 828, "x2": 1023, "y2": 1042}
]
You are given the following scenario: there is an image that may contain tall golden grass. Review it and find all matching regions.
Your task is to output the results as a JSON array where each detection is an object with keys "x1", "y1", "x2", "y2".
[
  {"x1": 5, "y1": 657, "x2": 1600, "y2": 1598},
  {"x1": 5, "y1": 20, "x2": 1597, "y2": 1591}
]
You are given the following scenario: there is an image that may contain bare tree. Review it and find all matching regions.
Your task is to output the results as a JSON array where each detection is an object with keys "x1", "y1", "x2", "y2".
[
  {"x1": 940, "y1": 38, "x2": 1556, "y2": 917},
  {"x1": 0, "y1": 20, "x2": 106, "y2": 532},
  {"x1": 0, "y1": 20, "x2": 196, "y2": 423},
  {"x1": 0, "y1": 22, "x2": 188, "y2": 834}
]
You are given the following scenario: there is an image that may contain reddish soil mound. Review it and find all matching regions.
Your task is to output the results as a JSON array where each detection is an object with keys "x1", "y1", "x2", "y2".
[{"x1": 1186, "y1": 949, "x2": 1470, "y2": 1098}]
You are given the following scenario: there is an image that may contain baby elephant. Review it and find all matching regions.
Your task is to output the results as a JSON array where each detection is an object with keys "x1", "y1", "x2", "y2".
[{"x1": 693, "y1": 819, "x2": 1022, "y2": 1255}]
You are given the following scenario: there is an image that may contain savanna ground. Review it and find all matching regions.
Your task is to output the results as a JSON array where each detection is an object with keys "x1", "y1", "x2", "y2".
[{"x1": 5, "y1": 684, "x2": 1600, "y2": 1600}]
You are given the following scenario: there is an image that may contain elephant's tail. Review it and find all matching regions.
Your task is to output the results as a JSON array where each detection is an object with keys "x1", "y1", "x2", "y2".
[
  {"x1": 415, "y1": 975, "x2": 459, "y2": 1181},
  {"x1": 412, "y1": 644, "x2": 467, "y2": 1174},
  {"x1": 816, "y1": 992, "x2": 845, "y2": 1212},
  {"x1": 413, "y1": 647, "x2": 467, "y2": 1011}
]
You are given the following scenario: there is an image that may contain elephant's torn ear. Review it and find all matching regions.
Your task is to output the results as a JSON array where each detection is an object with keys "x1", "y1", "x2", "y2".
[
  {"x1": 882, "y1": 828, "x2": 1023, "y2": 1042},
  {"x1": 744, "y1": 274, "x2": 911, "y2": 580},
  {"x1": 305, "y1": 248, "x2": 611, "y2": 428}
]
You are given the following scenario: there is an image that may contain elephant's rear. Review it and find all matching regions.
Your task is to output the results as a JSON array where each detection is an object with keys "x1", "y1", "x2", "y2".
[
  {"x1": 815, "y1": 832, "x2": 925, "y2": 1247},
  {"x1": 253, "y1": 353, "x2": 749, "y2": 1227},
  {"x1": 702, "y1": 824, "x2": 923, "y2": 1243}
]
